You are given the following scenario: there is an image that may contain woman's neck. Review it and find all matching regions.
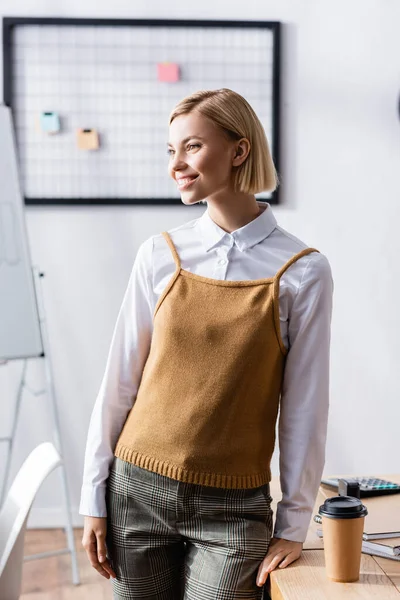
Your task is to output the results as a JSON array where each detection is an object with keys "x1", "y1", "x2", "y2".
[{"x1": 206, "y1": 194, "x2": 264, "y2": 234}]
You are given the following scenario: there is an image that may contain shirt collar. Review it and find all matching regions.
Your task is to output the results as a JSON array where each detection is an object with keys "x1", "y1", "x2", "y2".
[{"x1": 197, "y1": 201, "x2": 277, "y2": 253}]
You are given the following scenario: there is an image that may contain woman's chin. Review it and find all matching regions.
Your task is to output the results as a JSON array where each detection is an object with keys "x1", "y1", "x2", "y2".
[{"x1": 181, "y1": 194, "x2": 203, "y2": 205}]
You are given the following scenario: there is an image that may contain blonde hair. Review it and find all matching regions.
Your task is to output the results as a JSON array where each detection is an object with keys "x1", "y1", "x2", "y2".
[{"x1": 169, "y1": 88, "x2": 279, "y2": 195}]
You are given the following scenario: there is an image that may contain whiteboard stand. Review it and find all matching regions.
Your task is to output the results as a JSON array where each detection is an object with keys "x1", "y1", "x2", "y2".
[{"x1": 0, "y1": 267, "x2": 80, "y2": 585}]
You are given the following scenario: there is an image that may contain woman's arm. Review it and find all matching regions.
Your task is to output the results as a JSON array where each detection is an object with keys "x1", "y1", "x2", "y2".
[
  {"x1": 257, "y1": 251, "x2": 333, "y2": 585},
  {"x1": 274, "y1": 251, "x2": 333, "y2": 542},
  {"x1": 79, "y1": 236, "x2": 155, "y2": 517}
]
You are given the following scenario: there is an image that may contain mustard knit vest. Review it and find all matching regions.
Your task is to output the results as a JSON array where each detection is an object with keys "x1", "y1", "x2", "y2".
[{"x1": 114, "y1": 231, "x2": 318, "y2": 489}]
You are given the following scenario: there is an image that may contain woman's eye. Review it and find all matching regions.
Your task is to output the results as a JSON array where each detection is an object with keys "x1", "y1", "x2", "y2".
[{"x1": 167, "y1": 144, "x2": 200, "y2": 156}]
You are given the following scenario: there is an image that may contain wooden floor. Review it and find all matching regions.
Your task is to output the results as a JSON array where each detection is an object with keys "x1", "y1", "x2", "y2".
[{"x1": 21, "y1": 528, "x2": 113, "y2": 599}]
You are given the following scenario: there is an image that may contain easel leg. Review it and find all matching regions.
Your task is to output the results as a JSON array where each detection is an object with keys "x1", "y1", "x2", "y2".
[
  {"x1": 0, "y1": 360, "x2": 27, "y2": 508},
  {"x1": 39, "y1": 269, "x2": 80, "y2": 585}
]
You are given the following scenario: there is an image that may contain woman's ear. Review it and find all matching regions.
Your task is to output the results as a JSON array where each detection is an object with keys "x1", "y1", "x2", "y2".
[{"x1": 232, "y1": 139, "x2": 250, "y2": 166}]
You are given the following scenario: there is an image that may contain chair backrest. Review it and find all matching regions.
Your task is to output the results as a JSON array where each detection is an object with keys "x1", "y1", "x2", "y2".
[{"x1": 0, "y1": 442, "x2": 61, "y2": 598}]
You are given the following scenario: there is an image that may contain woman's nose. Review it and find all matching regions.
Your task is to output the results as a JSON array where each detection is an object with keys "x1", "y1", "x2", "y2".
[{"x1": 170, "y1": 151, "x2": 187, "y2": 170}]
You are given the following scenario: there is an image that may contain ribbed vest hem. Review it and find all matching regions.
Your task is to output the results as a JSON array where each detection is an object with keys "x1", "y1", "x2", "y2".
[{"x1": 114, "y1": 443, "x2": 271, "y2": 489}]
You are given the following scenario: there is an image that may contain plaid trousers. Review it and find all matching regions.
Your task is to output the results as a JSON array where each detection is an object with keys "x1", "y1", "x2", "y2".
[{"x1": 105, "y1": 457, "x2": 273, "y2": 599}]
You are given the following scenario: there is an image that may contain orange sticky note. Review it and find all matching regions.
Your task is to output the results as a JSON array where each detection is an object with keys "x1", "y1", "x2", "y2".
[
  {"x1": 76, "y1": 128, "x2": 99, "y2": 150},
  {"x1": 157, "y1": 62, "x2": 180, "y2": 82}
]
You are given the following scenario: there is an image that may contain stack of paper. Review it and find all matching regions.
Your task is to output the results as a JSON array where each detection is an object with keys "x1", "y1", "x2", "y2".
[
  {"x1": 361, "y1": 540, "x2": 400, "y2": 561},
  {"x1": 316, "y1": 530, "x2": 400, "y2": 561}
]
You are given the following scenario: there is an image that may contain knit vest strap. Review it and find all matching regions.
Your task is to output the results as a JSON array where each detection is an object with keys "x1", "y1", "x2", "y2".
[
  {"x1": 161, "y1": 231, "x2": 181, "y2": 270},
  {"x1": 274, "y1": 247, "x2": 319, "y2": 281},
  {"x1": 272, "y1": 247, "x2": 319, "y2": 355}
]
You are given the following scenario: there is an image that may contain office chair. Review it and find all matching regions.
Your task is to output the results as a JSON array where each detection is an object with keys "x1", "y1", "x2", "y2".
[{"x1": 0, "y1": 442, "x2": 61, "y2": 599}]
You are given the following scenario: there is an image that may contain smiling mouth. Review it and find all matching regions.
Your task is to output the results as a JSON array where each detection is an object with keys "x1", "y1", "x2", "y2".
[{"x1": 176, "y1": 175, "x2": 199, "y2": 190}]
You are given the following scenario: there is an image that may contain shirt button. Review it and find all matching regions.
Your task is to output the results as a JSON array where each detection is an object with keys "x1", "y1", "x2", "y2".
[{"x1": 218, "y1": 259, "x2": 227, "y2": 265}]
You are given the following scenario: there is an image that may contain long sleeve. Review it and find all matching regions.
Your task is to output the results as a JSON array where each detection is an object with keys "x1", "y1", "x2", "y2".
[
  {"x1": 79, "y1": 237, "x2": 154, "y2": 517},
  {"x1": 273, "y1": 252, "x2": 334, "y2": 543}
]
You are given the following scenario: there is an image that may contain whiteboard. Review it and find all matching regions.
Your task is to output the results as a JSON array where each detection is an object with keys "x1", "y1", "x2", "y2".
[{"x1": 0, "y1": 105, "x2": 43, "y2": 360}]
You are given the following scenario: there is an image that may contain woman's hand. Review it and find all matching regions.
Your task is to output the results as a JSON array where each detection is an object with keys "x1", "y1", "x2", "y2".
[
  {"x1": 82, "y1": 516, "x2": 117, "y2": 580},
  {"x1": 256, "y1": 537, "x2": 303, "y2": 586}
]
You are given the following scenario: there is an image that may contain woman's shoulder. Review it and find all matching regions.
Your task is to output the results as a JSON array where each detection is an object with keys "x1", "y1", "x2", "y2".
[
  {"x1": 271, "y1": 224, "x2": 332, "y2": 284},
  {"x1": 131, "y1": 215, "x2": 203, "y2": 284},
  {"x1": 152, "y1": 215, "x2": 201, "y2": 254}
]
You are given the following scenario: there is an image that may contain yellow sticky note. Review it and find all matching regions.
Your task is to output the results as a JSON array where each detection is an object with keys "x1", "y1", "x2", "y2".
[{"x1": 77, "y1": 128, "x2": 99, "y2": 150}]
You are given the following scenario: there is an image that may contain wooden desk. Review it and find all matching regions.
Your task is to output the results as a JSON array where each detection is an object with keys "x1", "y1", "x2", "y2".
[{"x1": 268, "y1": 475, "x2": 400, "y2": 599}]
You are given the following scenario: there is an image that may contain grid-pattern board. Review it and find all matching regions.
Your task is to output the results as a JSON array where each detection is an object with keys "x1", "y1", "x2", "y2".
[{"x1": 3, "y1": 18, "x2": 281, "y2": 205}]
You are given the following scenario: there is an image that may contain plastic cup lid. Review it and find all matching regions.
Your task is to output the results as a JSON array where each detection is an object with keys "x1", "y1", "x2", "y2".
[{"x1": 319, "y1": 495, "x2": 368, "y2": 519}]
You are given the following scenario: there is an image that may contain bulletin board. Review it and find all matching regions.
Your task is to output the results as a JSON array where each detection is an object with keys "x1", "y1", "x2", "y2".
[{"x1": 2, "y1": 17, "x2": 281, "y2": 206}]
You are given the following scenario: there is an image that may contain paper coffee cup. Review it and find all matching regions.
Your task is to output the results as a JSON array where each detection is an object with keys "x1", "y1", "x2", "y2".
[{"x1": 319, "y1": 496, "x2": 368, "y2": 583}]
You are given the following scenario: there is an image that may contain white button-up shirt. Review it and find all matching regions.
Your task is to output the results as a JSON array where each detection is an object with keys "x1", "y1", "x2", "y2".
[{"x1": 79, "y1": 201, "x2": 333, "y2": 543}]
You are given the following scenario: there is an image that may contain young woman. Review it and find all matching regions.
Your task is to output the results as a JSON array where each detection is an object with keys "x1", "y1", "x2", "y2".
[{"x1": 80, "y1": 88, "x2": 333, "y2": 599}]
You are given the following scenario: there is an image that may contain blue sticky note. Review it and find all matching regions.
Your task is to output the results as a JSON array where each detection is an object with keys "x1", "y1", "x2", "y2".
[{"x1": 40, "y1": 112, "x2": 60, "y2": 133}]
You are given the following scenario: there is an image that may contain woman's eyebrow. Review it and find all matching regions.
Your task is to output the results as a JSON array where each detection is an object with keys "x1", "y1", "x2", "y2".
[{"x1": 167, "y1": 136, "x2": 205, "y2": 148}]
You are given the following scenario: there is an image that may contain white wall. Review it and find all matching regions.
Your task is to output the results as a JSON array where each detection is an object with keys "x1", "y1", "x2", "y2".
[{"x1": 0, "y1": 0, "x2": 399, "y2": 527}]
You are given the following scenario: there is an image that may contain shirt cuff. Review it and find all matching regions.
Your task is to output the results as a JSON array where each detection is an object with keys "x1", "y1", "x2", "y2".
[
  {"x1": 79, "y1": 484, "x2": 107, "y2": 517},
  {"x1": 273, "y1": 506, "x2": 313, "y2": 543}
]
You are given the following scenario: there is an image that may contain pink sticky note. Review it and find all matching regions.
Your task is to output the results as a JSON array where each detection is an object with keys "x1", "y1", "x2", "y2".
[{"x1": 157, "y1": 62, "x2": 180, "y2": 82}]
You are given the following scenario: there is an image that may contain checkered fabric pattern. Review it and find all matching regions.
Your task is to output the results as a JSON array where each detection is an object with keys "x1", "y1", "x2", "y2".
[{"x1": 105, "y1": 457, "x2": 273, "y2": 599}]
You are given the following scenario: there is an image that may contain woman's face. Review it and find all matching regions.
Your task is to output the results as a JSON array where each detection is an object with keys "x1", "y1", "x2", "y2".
[{"x1": 167, "y1": 111, "x2": 237, "y2": 205}]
